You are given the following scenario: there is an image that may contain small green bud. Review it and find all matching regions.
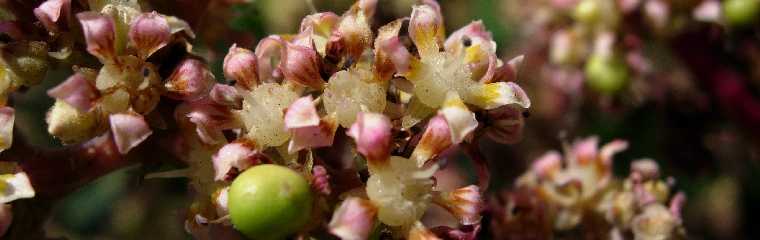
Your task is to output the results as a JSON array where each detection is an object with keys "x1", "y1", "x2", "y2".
[
  {"x1": 585, "y1": 54, "x2": 629, "y2": 94},
  {"x1": 229, "y1": 164, "x2": 313, "y2": 240}
]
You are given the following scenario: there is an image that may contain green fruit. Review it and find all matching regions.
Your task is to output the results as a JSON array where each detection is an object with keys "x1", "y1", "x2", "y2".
[
  {"x1": 723, "y1": 0, "x2": 760, "y2": 27},
  {"x1": 585, "y1": 54, "x2": 629, "y2": 95},
  {"x1": 229, "y1": 164, "x2": 313, "y2": 240}
]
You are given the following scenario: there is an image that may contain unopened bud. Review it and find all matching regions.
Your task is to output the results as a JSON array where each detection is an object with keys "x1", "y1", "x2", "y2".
[
  {"x1": 223, "y1": 44, "x2": 259, "y2": 89},
  {"x1": 165, "y1": 58, "x2": 215, "y2": 101}
]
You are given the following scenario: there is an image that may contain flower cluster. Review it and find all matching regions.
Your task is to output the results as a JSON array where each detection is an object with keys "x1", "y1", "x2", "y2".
[
  {"x1": 490, "y1": 137, "x2": 686, "y2": 239},
  {"x1": 169, "y1": 0, "x2": 530, "y2": 239}
]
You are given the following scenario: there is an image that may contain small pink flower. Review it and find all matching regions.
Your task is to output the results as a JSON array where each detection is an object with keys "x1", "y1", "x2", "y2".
[
  {"x1": 46, "y1": 73, "x2": 99, "y2": 112},
  {"x1": 410, "y1": 115, "x2": 452, "y2": 166},
  {"x1": 129, "y1": 11, "x2": 171, "y2": 59},
  {"x1": 165, "y1": 58, "x2": 215, "y2": 101},
  {"x1": 212, "y1": 141, "x2": 264, "y2": 181},
  {"x1": 109, "y1": 113, "x2": 152, "y2": 154},
  {"x1": 77, "y1": 12, "x2": 116, "y2": 62},
  {"x1": 347, "y1": 112, "x2": 392, "y2": 168},
  {"x1": 328, "y1": 197, "x2": 378, "y2": 240},
  {"x1": 33, "y1": 0, "x2": 70, "y2": 33},
  {"x1": 223, "y1": 44, "x2": 259, "y2": 89},
  {"x1": 0, "y1": 107, "x2": 14, "y2": 152},
  {"x1": 434, "y1": 185, "x2": 483, "y2": 225},
  {"x1": 281, "y1": 42, "x2": 325, "y2": 89}
]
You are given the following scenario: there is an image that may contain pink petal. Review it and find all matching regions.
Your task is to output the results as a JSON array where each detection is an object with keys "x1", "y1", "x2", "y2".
[
  {"x1": 374, "y1": 19, "x2": 410, "y2": 80},
  {"x1": 444, "y1": 21, "x2": 495, "y2": 53},
  {"x1": 288, "y1": 116, "x2": 337, "y2": 153},
  {"x1": 46, "y1": 73, "x2": 98, "y2": 112},
  {"x1": 434, "y1": 185, "x2": 483, "y2": 225},
  {"x1": 77, "y1": 12, "x2": 116, "y2": 62},
  {"x1": 328, "y1": 197, "x2": 377, "y2": 240},
  {"x1": 410, "y1": 114, "x2": 452, "y2": 166},
  {"x1": 571, "y1": 136, "x2": 599, "y2": 165},
  {"x1": 33, "y1": 0, "x2": 70, "y2": 33},
  {"x1": 284, "y1": 96, "x2": 320, "y2": 130},
  {"x1": 129, "y1": 11, "x2": 171, "y2": 59},
  {"x1": 254, "y1": 36, "x2": 286, "y2": 82},
  {"x1": 531, "y1": 151, "x2": 562, "y2": 179},
  {"x1": 109, "y1": 113, "x2": 152, "y2": 154},
  {"x1": 409, "y1": 3, "x2": 444, "y2": 56},
  {"x1": 299, "y1": 12, "x2": 339, "y2": 36},
  {"x1": 212, "y1": 141, "x2": 263, "y2": 181},
  {"x1": 347, "y1": 112, "x2": 392, "y2": 168}
]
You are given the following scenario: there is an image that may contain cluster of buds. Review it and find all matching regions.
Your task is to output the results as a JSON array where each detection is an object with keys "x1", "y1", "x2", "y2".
[
  {"x1": 38, "y1": 0, "x2": 195, "y2": 154},
  {"x1": 171, "y1": 0, "x2": 531, "y2": 239},
  {"x1": 490, "y1": 136, "x2": 686, "y2": 239}
]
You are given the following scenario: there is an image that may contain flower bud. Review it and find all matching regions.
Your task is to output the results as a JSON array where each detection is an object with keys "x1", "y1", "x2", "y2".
[
  {"x1": 433, "y1": 185, "x2": 483, "y2": 225},
  {"x1": 332, "y1": 3, "x2": 373, "y2": 61},
  {"x1": 284, "y1": 96, "x2": 320, "y2": 129},
  {"x1": 33, "y1": 0, "x2": 71, "y2": 33},
  {"x1": 409, "y1": 3, "x2": 444, "y2": 56},
  {"x1": 374, "y1": 19, "x2": 411, "y2": 80},
  {"x1": 212, "y1": 141, "x2": 264, "y2": 181},
  {"x1": 77, "y1": 12, "x2": 116, "y2": 62},
  {"x1": 209, "y1": 84, "x2": 243, "y2": 109},
  {"x1": 109, "y1": 112, "x2": 152, "y2": 154},
  {"x1": 0, "y1": 172, "x2": 35, "y2": 203},
  {"x1": 328, "y1": 197, "x2": 378, "y2": 240},
  {"x1": 47, "y1": 100, "x2": 98, "y2": 144},
  {"x1": 47, "y1": 73, "x2": 99, "y2": 112},
  {"x1": 347, "y1": 112, "x2": 392, "y2": 169},
  {"x1": 0, "y1": 107, "x2": 13, "y2": 152},
  {"x1": 410, "y1": 115, "x2": 452, "y2": 167},
  {"x1": 223, "y1": 44, "x2": 259, "y2": 89},
  {"x1": 129, "y1": 11, "x2": 171, "y2": 59},
  {"x1": 165, "y1": 58, "x2": 215, "y2": 101},
  {"x1": 311, "y1": 165, "x2": 331, "y2": 195},
  {"x1": 281, "y1": 42, "x2": 325, "y2": 89}
]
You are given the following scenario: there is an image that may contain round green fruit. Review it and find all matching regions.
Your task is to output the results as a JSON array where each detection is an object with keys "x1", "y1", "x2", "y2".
[
  {"x1": 585, "y1": 54, "x2": 629, "y2": 95},
  {"x1": 723, "y1": 0, "x2": 760, "y2": 27},
  {"x1": 229, "y1": 164, "x2": 313, "y2": 240}
]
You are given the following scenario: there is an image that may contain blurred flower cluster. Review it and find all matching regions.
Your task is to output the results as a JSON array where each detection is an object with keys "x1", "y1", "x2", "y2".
[{"x1": 490, "y1": 137, "x2": 686, "y2": 239}]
